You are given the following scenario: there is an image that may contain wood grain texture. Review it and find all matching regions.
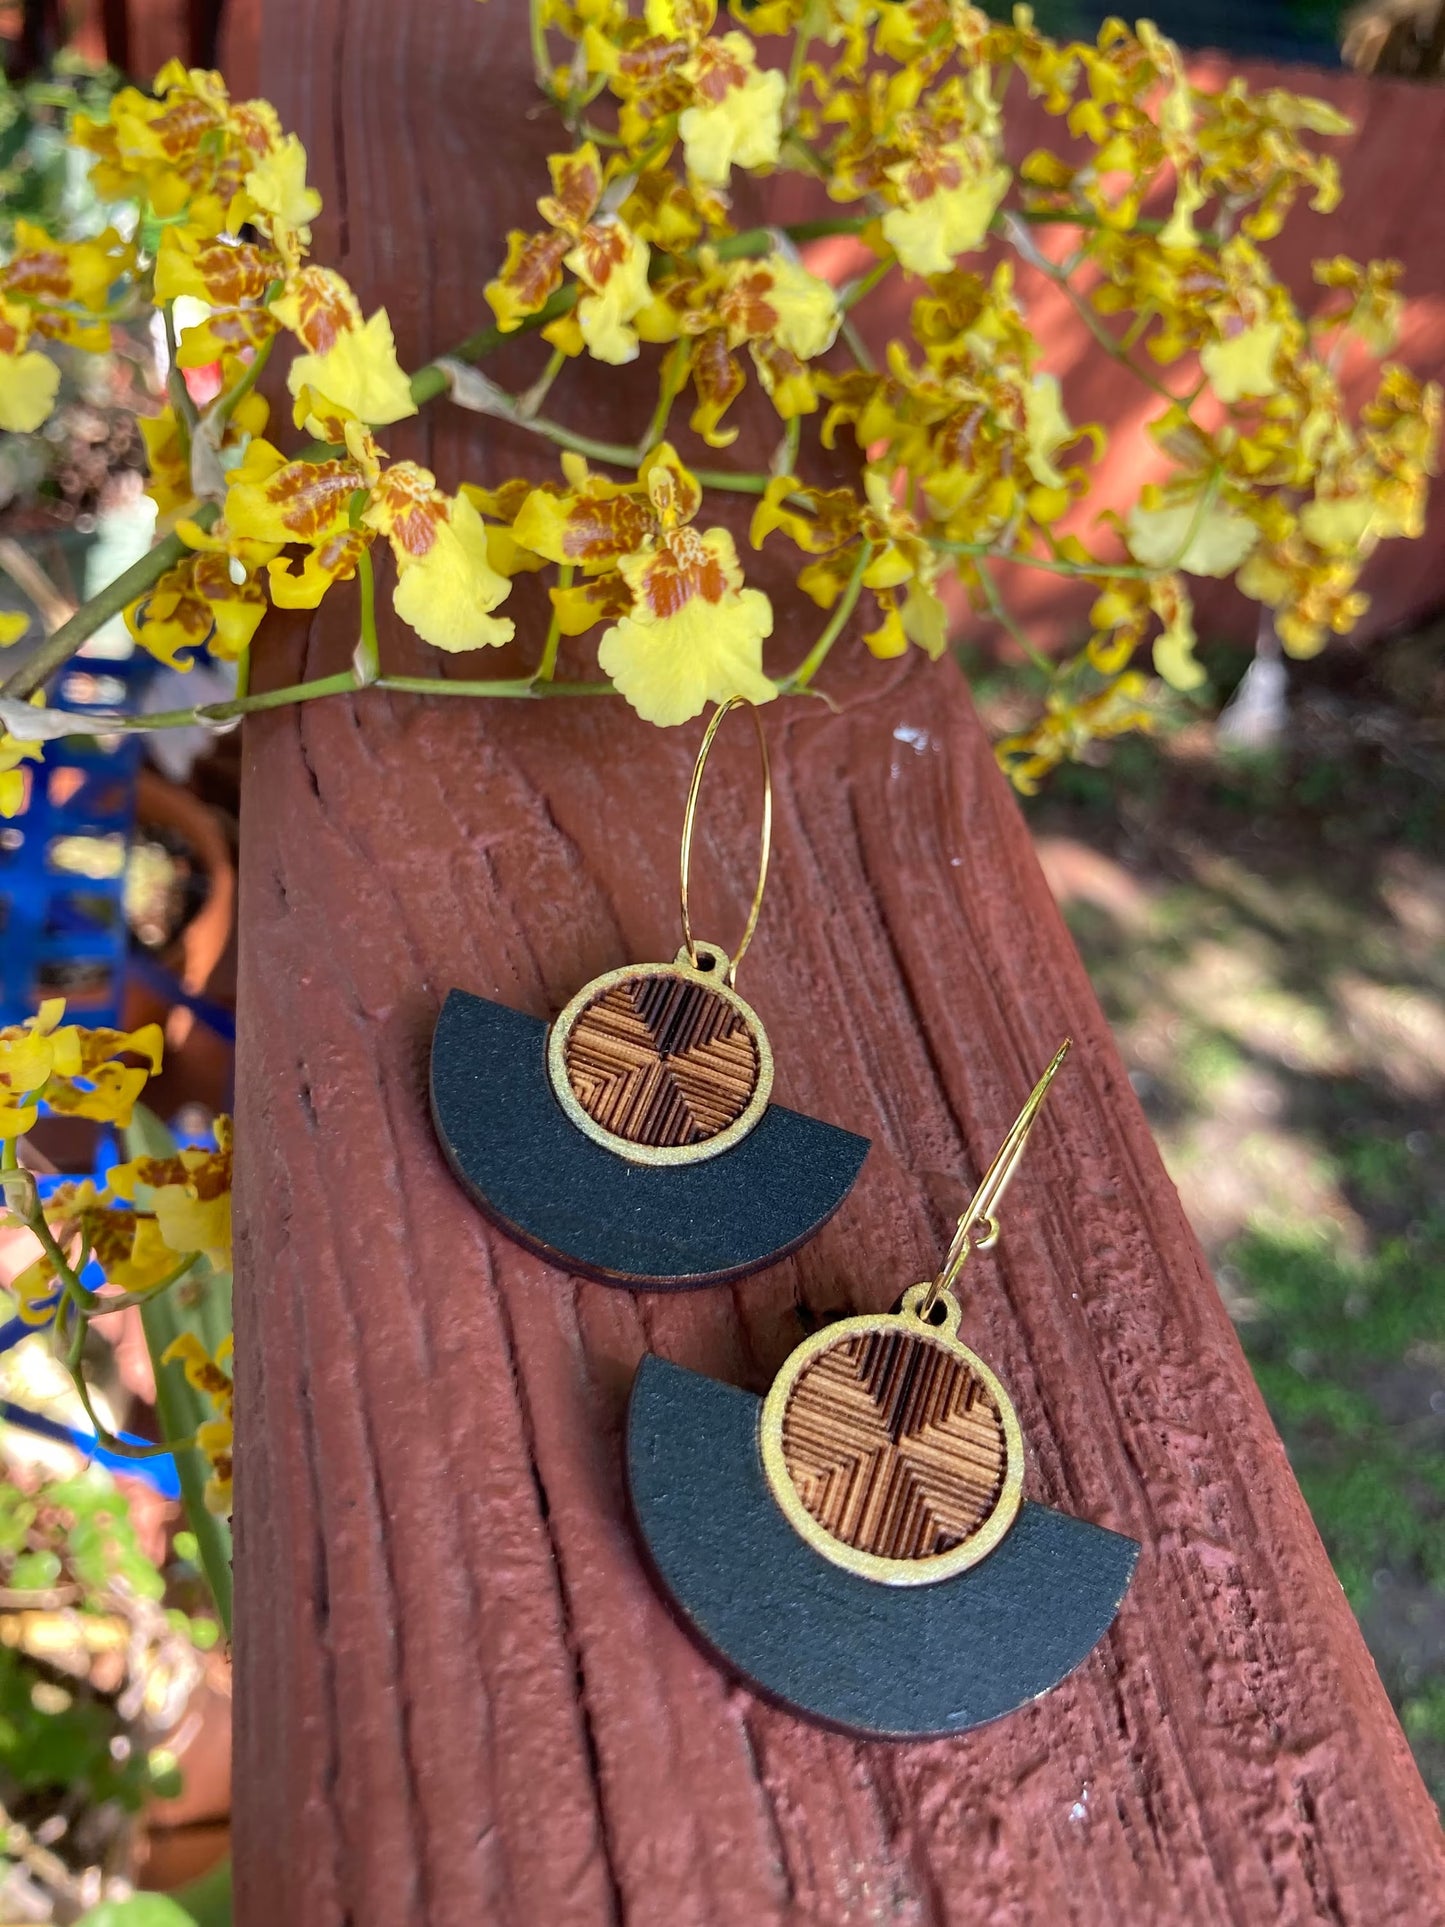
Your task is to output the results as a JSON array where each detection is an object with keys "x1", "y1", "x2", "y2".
[
  {"x1": 228, "y1": 3, "x2": 1445, "y2": 1921},
  {"x1": 780, "y1": 1331, "x2": 1009, "y2": 1559},
  {"x1": 563, "y1": 973, "x2": 760, "y2": 1148}
]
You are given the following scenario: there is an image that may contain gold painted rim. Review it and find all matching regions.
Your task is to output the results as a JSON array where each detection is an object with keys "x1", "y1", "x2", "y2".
[
  {"x1": 758, "y1": 1298, "x2": 1025, "y2": 1587},
  {"x1": 546, "y1": 945, "x2": 774, "y2": 1167}
]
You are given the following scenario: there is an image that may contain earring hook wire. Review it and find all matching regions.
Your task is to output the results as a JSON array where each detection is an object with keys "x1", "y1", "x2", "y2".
[
  {"x1": 917, "y1": 1038, "x2": 1072, "y2": 1321},
  {"x1": 678, "y1": 697, "x2": 772, "y2": 986}
]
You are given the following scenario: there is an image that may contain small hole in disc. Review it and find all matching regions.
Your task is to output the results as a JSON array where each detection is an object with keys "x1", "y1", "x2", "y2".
[{"x1": 922, "y1": 1299, "x2": 949, "y2": 1327}]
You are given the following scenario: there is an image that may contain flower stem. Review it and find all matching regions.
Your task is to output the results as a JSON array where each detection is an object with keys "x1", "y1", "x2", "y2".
[
  {"x1": 783, "y1": 544, "x2": 870, "y2": 690},
  {"x1": 974, "y1": 560, "x2": 1052, "y2": 675},
  {"x1": 692, "y1": 468, "x2": 772, "y2": 495},
  {"x1": 931, "y1": 537, "x2": 1156, "y2": 581},
  {"x1": 354, "y1": 547, "x2": 380, "y2": 684},
  {"x1": 376, "y1": 674, "x2": 613, "y2": 699},
  {"x1": 533, "y1": 564, "x2": 571, "y2": 683},
  {"x1": 209, "y1": 333, "x2": 275, "y2": 431},
  {"x1": 0, "y1": 504, "x2": 220, "y2": 702}
]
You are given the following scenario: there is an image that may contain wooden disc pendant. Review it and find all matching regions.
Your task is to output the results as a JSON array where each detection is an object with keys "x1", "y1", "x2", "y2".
[
  {"x1": 548, "y1": 942, "x2": 773, "y2": 1167},
  {"x1": 760, "y1": 1284, "x2": 1024, "y2": 1586}
]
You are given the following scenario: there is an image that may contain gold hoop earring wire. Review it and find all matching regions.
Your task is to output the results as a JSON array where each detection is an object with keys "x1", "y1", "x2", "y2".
[
  {"x1": 678, "y1": 697, "x2": 772, "y2": 987},
  {"x1": 917, "y1": 1038, "x2": 1072, "y2": 1322}
]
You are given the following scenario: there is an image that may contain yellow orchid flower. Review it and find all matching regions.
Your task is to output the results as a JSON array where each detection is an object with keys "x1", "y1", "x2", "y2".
[
  {"x1": 108, "y1": 1119, "x2": 233, "y2": 1266},
  {"x1": 1201, "y1": 320, "x2": 1284, "y2": 404},
  {"x1": 590, "y1": 448, "x2": 774, "y2": 722},
  {"x1": 362, "y1": 466, "x2": 515, "y2": 653},
  {"x1": 1148, "y1": 576, "x2": 1207, "y2": 691},
  {"x1": 108, "y1": 1215, "x2": 189, "y2": 1294},
  {"x1": 0, "y1": 298, "x2": 59, "y2": 433},
  {"x1": 600, "y1": 526, "x2": 776, "y2": 724},
  {"x1": 565, "y1": 219, "x2": 651, "y2": 365},
  {"x1": 678, "y1": 35, "x2": 786, "y2": 186},
  {"x1": 882, "y1": 145, "x2": 1011, "y2": 277},
  {"x1": 161, "y1": 1333, "x2": 234, "y2": 1515},
  {"x1": 242, "y1": 132, "x2": 323, "y2": 256},
  {"x1": 0, "y1": 1000, "x2": 80, "y2": 1137},
  {"x1": 1, "y1": 727, "x2": 42, "y2": 819},
  {"x1": 1126, "y1": 488, "x2": 1260, "y2": 577},
  {"x1": 286, "y1": 304, "x2": 416, "y2": 427}
]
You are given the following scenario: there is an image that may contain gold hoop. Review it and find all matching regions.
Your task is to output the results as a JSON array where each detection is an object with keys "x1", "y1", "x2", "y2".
[
  {"x1": 759, "y1": 1282, "x2": 1025, "y2": 1586},
  {"x1": 678, "y1": 698, "x2": 772, "y2": 987}
]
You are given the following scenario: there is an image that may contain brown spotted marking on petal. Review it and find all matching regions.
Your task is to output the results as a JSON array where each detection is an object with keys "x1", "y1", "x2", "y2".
[
  {"x1": 201, "y1": 308, "x2": 280, "y2": 353},
  {"x1": 539, "y1": 146, "x2": 603, "y2": 231},
  {"x1": 148, "y1": 96, "x2": 220, "y2": 163},
  {"x1": 148, "y1": 565, "x2": 218, "y2": 640},
  {"x1": 193, "y1": 553, "x2": 265, "y2": 611},
  {"x1": 619, "y1": 36, "x2": 691, "y2": 86},
  {"x1": 0, "y1": 312, "x2": 23, "y2": 356},
  {"x1": 572, "y1": 221, "x2": 632, "y2": 288},
  {"x1": 230, "y1": 99, "x2": 281, "y2": 159},
  {"x1": 188, "y1": 241, "x2": 278, "y2": 308},
  {"x1": 553, "y1": 571, "x2": 633, "y2": 629},
  {"x1": 558, "y1": 490, "x2": 656, "y2": 565},
  {"x1": 468, "y1": 478, "x2": 533, "y2": 521},
  {"x1": 716, "y1": 266, "x2": 780, "y2": 343},
  {"x1": 899, "y1": 144, "x2": 964, "y2": 205},
  {"x1": 496, "y1": 228, "x2": 572, "y2": 314},
  {"x1": 286, "y1": 267, "x2": 362, "y2": 353},
  {"x1": 370, "y1": 463, "x2": 446, "y2": 559},
  {"x1": 2, "y1": 249, "x2": 74, "y2": 303},
  {"x1": 690, "y1": 328, "x2": 745, "y2": 423},
  {"x1": 634, "y1": 526, "x2": 729, "y2": 619},
  {"x1": 690, "y1": 37, "x2": 751, "y2": 105},
  {"x1": 311, "y1": 528, "x2": 371, "y2": 582},
  {"x1": 264, "y1": 459, "x2": 365, "y2": 540}
]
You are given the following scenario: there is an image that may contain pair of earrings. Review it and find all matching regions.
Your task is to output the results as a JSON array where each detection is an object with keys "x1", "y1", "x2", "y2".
[{"x1": 431, "y1": 701, "x2": 1137, "y2": 1740}]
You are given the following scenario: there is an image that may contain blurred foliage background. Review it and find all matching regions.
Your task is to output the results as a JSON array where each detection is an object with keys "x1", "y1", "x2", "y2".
[{"x1": 975, "y1": 620, "x2": 1445, "y2": 1800}]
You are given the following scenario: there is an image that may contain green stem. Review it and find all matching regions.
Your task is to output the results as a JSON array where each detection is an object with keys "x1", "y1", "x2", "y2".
[
  {"x1": 975, "y1": 560, "x2": 1052, "y2": 675},
  {"x1": 840, "y1": 256, "x2": 890, "y2": 313},
  {"x1": 67, "y1": 1361, "x2": 191, "y2": 1460},
  {"x1": 692, "y1": 469, "x2": 772, "y2": 496},
  {"x1": 355, "y1": 547, "x2": 380, "y2": 684},
  {"x1": 783, "y1": 545, "x2": 870, "y2": 690},
  {"x1": 518, "y1": 345, "x2": 568, "y2": 419},
  {"x1": 376, "y1": 674, "x2": 614, "y2": 698},
  {"x1": 1, "y1": 505, "x2": 219, "y2": 701},
  {"x1": 80, "y1": 1257, "x2": 198, "y2": 1317},
  {"x1": 931, "y1": 537, "x2": 1156, "y2": 581},
  {"x1": 209, "y1": 333, "x2": 275, "y2": 432},
  {"x1": 4, "y1": 667, "x2": 623, "y2": 745},
  {"x1": 534, "y1": 564, "x2": 571, "y2": 684},
  {"x1": 528, "y1": 0, "x2": 554, "y2": 95}
]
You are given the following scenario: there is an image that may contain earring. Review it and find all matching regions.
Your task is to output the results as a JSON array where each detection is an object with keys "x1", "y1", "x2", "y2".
[
  {"x1": 626, "y1": 1041, "x2": 1139, "y2": 1737},
  {"x1": 431, "y1": 699, "x2": 870, "y2": 1290}
]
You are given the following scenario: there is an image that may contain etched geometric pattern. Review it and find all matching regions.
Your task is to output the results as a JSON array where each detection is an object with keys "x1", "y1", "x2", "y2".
[
  {"x1": 780, "y1": 1330, "x2": 1009, "y2": 1560},
  {"x1": 562, "y1": 971, "x2": 760, "y2": 1148}
]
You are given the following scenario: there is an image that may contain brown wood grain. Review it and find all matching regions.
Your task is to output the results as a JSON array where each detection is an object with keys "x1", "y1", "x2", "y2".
[{"x1": 229, "y1": 3, "x2": 1445, "y2": 1921}]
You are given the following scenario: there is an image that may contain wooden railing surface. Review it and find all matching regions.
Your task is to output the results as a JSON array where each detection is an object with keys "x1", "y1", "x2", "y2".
[{"x1": 220, "y1": 1, "x2": 1445, "y2": 1920}]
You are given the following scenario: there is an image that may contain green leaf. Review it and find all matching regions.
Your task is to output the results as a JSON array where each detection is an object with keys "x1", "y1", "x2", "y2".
[
  {"x1": 170, "y1": 1859, "x2": 232, "y2": 1927},
  {"x1": 125, "y1": 1104, "x2": 233, "y2": 1638},
  {"x1": 74, "y1": 1897, "x2": 200, "y2": 1927}
]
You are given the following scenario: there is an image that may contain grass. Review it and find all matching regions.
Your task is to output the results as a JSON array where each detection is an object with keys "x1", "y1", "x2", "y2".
[{"x1": 1007, "y1": 626, "x2": 1445, "y2": 1800}]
